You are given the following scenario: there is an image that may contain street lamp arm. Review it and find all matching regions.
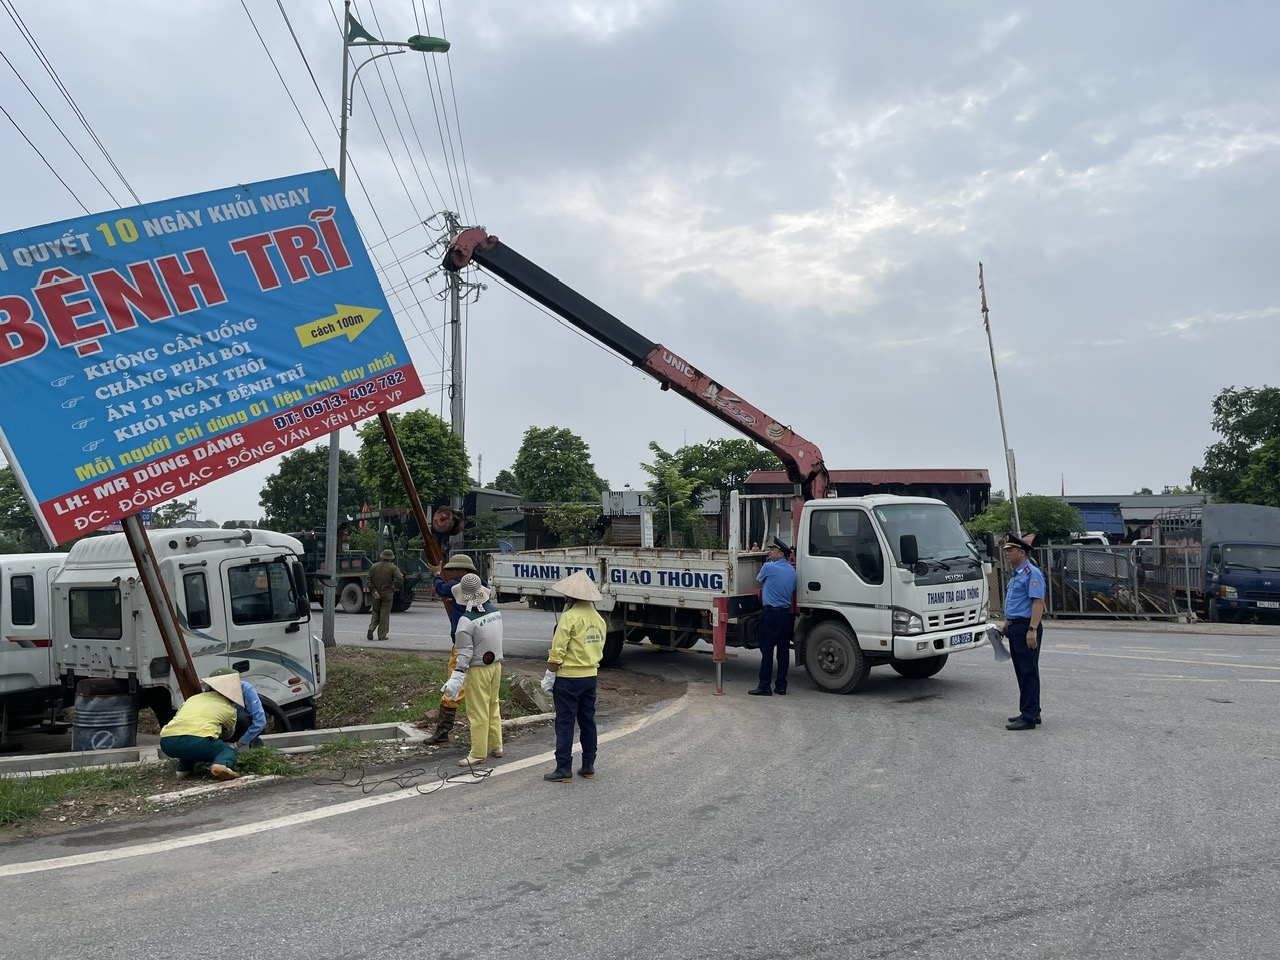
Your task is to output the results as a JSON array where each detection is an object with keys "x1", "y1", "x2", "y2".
[{"x1": 345, "y1": 49, "x2": 406, "y2": 115}]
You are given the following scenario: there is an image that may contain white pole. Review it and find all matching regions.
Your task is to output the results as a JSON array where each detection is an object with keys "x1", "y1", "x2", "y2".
[{"x1": 979, "y1": 263, "x2": 1021, "y2": 535}]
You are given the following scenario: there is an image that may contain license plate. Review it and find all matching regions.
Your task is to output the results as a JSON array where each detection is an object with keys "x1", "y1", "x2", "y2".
[
  {"x1": 1259, "y1": 601, "x2": 1280, "y2": 609},
  {"x1": 949, "y1": 631, "x2": 974, "y2": 647}
]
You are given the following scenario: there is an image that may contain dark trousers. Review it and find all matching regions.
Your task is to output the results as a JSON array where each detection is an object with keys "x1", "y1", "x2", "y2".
[
  {"x1": 757, "y1": 608, "x2": 793, "y2": 691},
  {"x1": 552, "y1": 675, "x2": 597, "y2": 771},
  {"x1": 1006, "y1": 619, "x2": 1043, "y2": 721},
  {"x1": 160, "y1": 735, "x2": 237, "y2": 772}
]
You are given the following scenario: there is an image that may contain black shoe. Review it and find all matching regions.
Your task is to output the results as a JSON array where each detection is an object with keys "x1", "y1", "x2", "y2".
[
  {"x1": 578, "y1": 764, "x2": 595, "y2": 779},
  {"x1": 366, "y1": 628, "x2": 374, "y2": 641},
  {"x1": 748, "y1": 687, "x2": 772, "y2": 696},
  {"x1": 1007, "y1": 716, "x2": 1042, "y2": 725},
  {"x1": 774, "y1": 687, "x2": 787, "y2": 695},
  {"x1": 544, "y1": 768, "x2": 573, "y2": 782},
  {"x1": 1005, "y1": 719, "x2": 1036, "y2": 731}
]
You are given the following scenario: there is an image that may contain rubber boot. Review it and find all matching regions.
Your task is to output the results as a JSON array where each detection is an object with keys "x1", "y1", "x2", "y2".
[{"x1": 426, "y1": 705, "x2": 456, "y2": 745}]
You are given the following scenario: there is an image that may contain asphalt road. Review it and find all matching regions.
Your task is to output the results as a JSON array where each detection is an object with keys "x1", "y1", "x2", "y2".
[{"x1": 3, "y1": 622, "x2": 1279, "y2": 959}]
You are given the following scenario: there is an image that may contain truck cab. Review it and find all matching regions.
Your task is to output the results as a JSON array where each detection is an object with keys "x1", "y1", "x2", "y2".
[
  {"x1": 1203, "y1": 541, "x2": 1280, "y2": 622},
  {"x1": 0, "y1": 554, "x2": 67, "y2": 737}
]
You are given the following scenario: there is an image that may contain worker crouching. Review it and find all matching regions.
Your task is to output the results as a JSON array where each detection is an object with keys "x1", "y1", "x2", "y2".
[{"x1": 159, "y1": 673, "x2": 247, "y2": 781}]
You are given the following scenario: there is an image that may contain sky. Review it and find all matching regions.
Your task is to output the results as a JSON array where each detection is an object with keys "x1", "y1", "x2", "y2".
[{"x1": 3, "y1": 0, "x2": 1278, "y2": 528}]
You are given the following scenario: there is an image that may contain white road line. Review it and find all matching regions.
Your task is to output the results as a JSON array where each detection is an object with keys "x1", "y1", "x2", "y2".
[
  {"x1": 1051, "y1": 650, "x2": 1280, "y2": 670},
  {"x1": 0, "y1": 695, "x2": 689, "y2": 878}
]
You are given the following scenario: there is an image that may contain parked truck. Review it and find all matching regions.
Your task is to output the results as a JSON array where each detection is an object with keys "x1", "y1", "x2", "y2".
[
  {"x1": 1152, "y1": 503, "x2": 1280, "y2": 622},
  {"x1": 0, "y1": 554, "x2": 68, "y2": 740},
  {"x1": 53, "y1": 527, "x2": 325, "y2": 729},
  {"x1": 290, "y1": 527, "x2": 423, "y2": 615},
  {"x1": 444, "y1": 231, "x2": 993, "y2": 693}
]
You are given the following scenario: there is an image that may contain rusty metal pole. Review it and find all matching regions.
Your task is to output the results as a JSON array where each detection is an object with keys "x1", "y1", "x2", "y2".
[{"x1": 121, "y1": 514, "x2": 201, "y2": 699}]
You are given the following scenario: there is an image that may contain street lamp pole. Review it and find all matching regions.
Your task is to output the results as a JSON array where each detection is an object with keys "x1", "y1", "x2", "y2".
[{"x1": 322, "y1": 2, "x2": 450, "y2": 648}]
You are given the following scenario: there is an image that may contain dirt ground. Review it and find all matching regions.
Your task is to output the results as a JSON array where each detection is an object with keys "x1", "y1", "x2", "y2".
[{"x1": 0, "y1": 657, "x2": 683, "y2": 842}]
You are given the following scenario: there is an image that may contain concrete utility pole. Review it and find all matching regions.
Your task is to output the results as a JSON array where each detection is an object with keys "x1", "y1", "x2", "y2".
[{"x1": 979, "y1": 262, "x2": 1021, "y2": 536}]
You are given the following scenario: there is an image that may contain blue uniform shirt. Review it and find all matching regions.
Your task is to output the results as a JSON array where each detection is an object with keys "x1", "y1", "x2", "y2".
[
  {"x1": 758, "y1": 557, "x2": 797, "y2": 607},
  {"x1": 1004, "y1": 560, "x2": 1045, "y2": 618},
  {"x1": 433, "y1": 574, "x2": 488, "y2": 639},
  {"x1": 238, "y1": 680, "x2": 267, "y2": 745}
]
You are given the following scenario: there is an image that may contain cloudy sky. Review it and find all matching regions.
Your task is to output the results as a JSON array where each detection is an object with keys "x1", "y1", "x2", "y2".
[{"x1": 3, "y1": 1, "x2": 1278, "y2": 525}]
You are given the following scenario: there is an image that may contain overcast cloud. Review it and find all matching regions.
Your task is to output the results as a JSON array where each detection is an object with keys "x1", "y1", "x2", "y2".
[{"x1": 3, "y1": 1, "x2": 1278, "y2": 525}]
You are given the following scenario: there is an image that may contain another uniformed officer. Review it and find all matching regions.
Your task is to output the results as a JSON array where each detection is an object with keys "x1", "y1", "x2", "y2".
[
  {"x1": 750, "y1": 536, "x2": 798, "y2": 696},
  {"x1": 998, "y1": 532, "x2": 1044, "y2": 730},
  {"x1": 365, "y1": 549, "x2": 404, "y2": 642}
]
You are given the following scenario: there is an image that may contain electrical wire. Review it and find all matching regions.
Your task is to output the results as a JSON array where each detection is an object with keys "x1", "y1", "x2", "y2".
[
  {"x1": 430, "y1": 0, "x2": 477, "y2": 223},
  {"x1": 0, "y1": 102, "x2": 90, "y2": 213},
  {"x1": 313, "y1": 758, "x2": 492, "y2": 794},
  {"x1": 243, "y1": 0, "x2": 328, "y2": 166}
]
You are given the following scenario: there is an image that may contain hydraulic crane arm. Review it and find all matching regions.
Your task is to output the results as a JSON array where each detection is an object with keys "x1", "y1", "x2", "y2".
[{"x1": 443, "y1": 229, "x2": 829, "y2": 504}]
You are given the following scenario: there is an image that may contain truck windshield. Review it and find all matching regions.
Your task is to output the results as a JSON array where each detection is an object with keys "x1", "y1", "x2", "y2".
[
  {"x1": 873, "y1": 503, "x2": 978, "y2": 565},
  {"x1": 1221, "y1": 543, "x2": 1280, "y2": 571}
]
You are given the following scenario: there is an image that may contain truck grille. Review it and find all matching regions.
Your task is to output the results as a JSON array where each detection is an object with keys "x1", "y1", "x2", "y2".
[
  {"x1": 1244, "y1": 590, "x2": 1280, "y2": 602},
  {"x1": 925, "y1": 606, "x2": 981, "y2": 630}
]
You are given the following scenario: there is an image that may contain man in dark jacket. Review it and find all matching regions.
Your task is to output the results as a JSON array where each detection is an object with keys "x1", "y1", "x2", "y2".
[{"x1": 365, "y1": 549, "x2": 404, "y2": 642}]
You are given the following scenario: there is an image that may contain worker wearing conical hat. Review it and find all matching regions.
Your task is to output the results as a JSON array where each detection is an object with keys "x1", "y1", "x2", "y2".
[
  {"x1": 541, "y1": 570, "x2": 606, "y2": 783},
  {"x1": 159, "y1": 673, "x2": 247, "y2": 781}
]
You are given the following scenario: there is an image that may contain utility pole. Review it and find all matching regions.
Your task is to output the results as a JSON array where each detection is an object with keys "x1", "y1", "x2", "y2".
[
  {"x1": 979, "y1": 262, "x2": 1021, "y2": 535},
  {"x1": 446, "y1": 211, "x2": 465, "y2": 450}
]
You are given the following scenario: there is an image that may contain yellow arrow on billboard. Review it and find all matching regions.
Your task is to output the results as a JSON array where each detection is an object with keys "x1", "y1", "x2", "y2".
[{"x1": 295, "y1": 304, "x2": 383, "y2": 347}]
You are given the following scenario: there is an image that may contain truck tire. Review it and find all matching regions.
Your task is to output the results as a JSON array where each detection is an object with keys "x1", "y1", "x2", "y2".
[
  {"x1": 340, "y1": 581, "x2": 365, "y2": 614},
  {"x1": 804, "y1": 621, "x2": 870, "y2": 694},
  {"x1": 601, "y1": 631, "x2": 625, "y2": 668},
  {"x1": 391, "y1": 594, "x2": 413, "y2": 613},
  {"x1": 891, "y1": 655, "x2": 948, "y2": 679}
]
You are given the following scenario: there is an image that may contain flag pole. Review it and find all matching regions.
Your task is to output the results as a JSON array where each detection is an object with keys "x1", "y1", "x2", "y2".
[{"x1": 979, "y1": 263, "x2": 1021, "y2": 535}]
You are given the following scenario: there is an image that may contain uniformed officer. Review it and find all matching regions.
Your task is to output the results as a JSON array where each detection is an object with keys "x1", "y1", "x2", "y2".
[
  {"x1": 750, "y1": 536, "x2": 797, "y2": 696},
  {"x1": 365, "y1": 549, "x2": 404, "y2": 642},
  {"x1": 998, "y1": 532, "x2": 1044, "y2": 730}
]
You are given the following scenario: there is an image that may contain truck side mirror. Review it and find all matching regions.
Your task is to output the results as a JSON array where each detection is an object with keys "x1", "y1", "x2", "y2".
[
  {"x1": 291, "y1": 561, "x2": 311, "y2": 619},
  {"x1": 899, "y1": 534, "x2": 919, "y2": 566},
  {"x1": 983, "y1": 532, "x2": 997, "y2": 560}
]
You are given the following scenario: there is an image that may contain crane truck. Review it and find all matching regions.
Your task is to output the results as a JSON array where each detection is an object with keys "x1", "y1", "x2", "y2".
[{"x1": 443, "y1": 231, "x2": 992, "y2": 693}]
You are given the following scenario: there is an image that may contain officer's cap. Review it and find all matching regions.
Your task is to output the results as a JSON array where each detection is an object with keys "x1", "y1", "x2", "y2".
[
  {"x1": 767, "y1": 536, "x2": 792, "y2": 557},
  {"x1": 1002, "y1": 532, "x2": 1035, "y2": 552}
]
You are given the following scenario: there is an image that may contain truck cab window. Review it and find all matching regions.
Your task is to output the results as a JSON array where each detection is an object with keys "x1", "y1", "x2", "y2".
[
  {"x1": 808, "y1": 509, "x2": 883, "y2": 584},
  {"x1": 228, "y1": 561, "x2": 297, "y2": 625},
  {"x1": 183, "y1": 571, "x2": 213, "y2": 630},
  {"x1": 10, "y1": 574, "x2": 35, "y2": 626},
  {"x1": 68, "y1": 587, "x2": 123, "y2": 640}
]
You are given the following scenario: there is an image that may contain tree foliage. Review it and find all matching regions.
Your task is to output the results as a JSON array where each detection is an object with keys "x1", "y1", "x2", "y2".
[
  {"x1": 357, "y1": 411, "x2": 469, "y2": 509},
  {"x1": 259, "y1": 446, "x2": 367, "y2": 532},
  {"x1": 151, "y1": 499, "x2": 199, "y2": 528},
  {"x1": 966, "y1": 494, "x2": 1085, "y2": 543},
  {"x1": 490, "y1": 468, "x2": 520, "y2": 497},
  {"x1": 1191, "y1": 386, "x2": 1280, "y2": 505},
  {"x1": 0, "y1": 467, "x2": 48, "y2": 552},
  {"x1": 643, "y1": 465, "x2": 713, "y2": 547},
  {"x1": 543, "y1": 503, "x2": 606, "y2": 548},
  {"x1": 512, "y1": 426, "x2": 607, "y2": 503},
  {"x1": 641, "y1": 438, "x2": 778, "y2": 502}
]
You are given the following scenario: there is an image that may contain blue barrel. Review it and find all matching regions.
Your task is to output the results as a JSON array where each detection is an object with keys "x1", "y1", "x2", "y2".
[{"x1": 72, "y1": 679, "x2": 138, "y2": 751}]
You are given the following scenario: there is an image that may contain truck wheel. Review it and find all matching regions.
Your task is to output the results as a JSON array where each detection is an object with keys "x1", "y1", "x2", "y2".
[
  {"x1": 601, "y1": 632, "x2": 625, "y2": 668},
  {"x1": 392, "y1": 594, "x2": 413, "y2": 613},
  {"x1": 340, "y1": 582, "x2": 365, "y2": 614},
  {"x1": 891, "y1": 655, "x2": 948, "y2": 679},
  {"x1": 804, "y1": 621, "x2": 870, "y2": 694}
]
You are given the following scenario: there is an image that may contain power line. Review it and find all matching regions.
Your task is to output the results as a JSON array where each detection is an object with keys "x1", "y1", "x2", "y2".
[
  {"x1": 0, "y1": 102, "x2": 90, "y2": 213},
  {"x1": 243, "y1": 0, "x2": 328, "y2": 166},
  {"x1": 429, "y1": 0, "x2": 477, "y2": 223}
]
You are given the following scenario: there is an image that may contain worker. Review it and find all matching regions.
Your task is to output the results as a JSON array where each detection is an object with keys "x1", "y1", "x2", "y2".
[
  {"x1": 424, "y1": 554, "x2": 485, "y2": 744},
  {"x1": 998, "y1": 532, "x2": 1045, "y2": 730},
  {"x1": 159, "y1": 673, "x2": 246, "y2": 781},
  {"x1": 365, "y1": 548, "x2": 404, "y2": 642},
  {"x1": 749, "y1": 536, "x2": 797, "y2": 696},
  {"x1": 207, "y1": 666, "x2": 267, "y2": 749},
  {"x1": 441, "y1": 573, "x2": 504, "y2": 767},
  {"x1": 541, "y1": 570, "x2": 606, "y2": 783}
]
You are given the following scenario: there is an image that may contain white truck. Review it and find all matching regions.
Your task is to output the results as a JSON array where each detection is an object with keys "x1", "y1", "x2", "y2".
[
  {"x1": 53, "y1": 527, "x2": 325, "y2": 729},
  {"x1": 0, "y1": 554, "x2": 67, "y2": 740},
  {"x1": 492, "y1": 492, "x2": 992, "y2": 693}
]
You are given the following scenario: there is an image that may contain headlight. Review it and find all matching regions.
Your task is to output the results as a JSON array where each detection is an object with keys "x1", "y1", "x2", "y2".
[
  {"x1": 1219, "y1": 585, "x2": 1238, "y2": 599},
  {"x1": 893, "y1": 609, "x2": 924, "y2": 635}
]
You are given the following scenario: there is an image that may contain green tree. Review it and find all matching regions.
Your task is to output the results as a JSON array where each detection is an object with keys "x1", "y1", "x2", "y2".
[
  {"x1": 1191, "y1": 385, "x2": 1280, "y2": 502},
  {"x1": 966, "y1": 494, "x2": 1085, "y2": 543},
  {"x1": 512, "y1": 426, "x2": 607, "y2": 502},
  {"x1": 0, "y1": 466, "x2": 48, "y2": 552},
  {"x1": 643, "y1": 465, "x2": 710, "y2": 547},
  {"x1": 357, "y1": 411, "x2": 469, "y2": 508},
  {"x1": 1235, "y1": 437, "x2": 1280, "y2": 507},
  {"x1": 151, "y1": 498, "x2": 199, "y2": 528},
  {"x1": 259, "y1": 446, "x2": 367, "y2": 532},
  {"x1": 490, "y1": 468, "x2": 520, "y2": 496},
  {"x1": 642, "y1": 438, "x2": 778, "y2": 501},
  {"x1": 462, "y1": 514, "x2": 506, "y2": 549},
  {"x1": 543, "y1": 503, "x2": 606, "y2": 547}
]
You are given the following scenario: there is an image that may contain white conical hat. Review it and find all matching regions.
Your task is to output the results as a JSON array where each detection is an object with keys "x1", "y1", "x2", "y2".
[
  {"x1": 203, "y1": 673, "x2": 245, "y2": 707},
  {"x1": 552, "y1": 569, "x2": 602, "y2": 603}
]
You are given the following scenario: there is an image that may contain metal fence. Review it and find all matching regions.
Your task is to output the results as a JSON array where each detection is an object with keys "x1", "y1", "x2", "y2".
[{"x1": 991, "y1": 544, "x2": 1201, "y2": 620}]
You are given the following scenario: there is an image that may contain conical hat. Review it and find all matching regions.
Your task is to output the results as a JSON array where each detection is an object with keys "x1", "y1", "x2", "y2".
[
  {"x1": 552, "y1": 569, "x2": 601, "y2": 603},
  {"x1": 203, "y1": 672, "x2": 244, "y2": 707}
]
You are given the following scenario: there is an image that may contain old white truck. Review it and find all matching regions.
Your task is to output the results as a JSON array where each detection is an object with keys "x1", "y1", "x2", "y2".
[
  {"x1": 0, "y1": 554, "x2": 67, "y2": 740},
  {"x1": 53, "y1": 527, "x2": 325, "y2": 729},
  {"x1": 492, "y1": 492, "x2": 991, "y2": 693}
]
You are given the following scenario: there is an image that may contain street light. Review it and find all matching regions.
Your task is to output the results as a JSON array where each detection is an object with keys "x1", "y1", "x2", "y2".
[{"x1": 322, "y1": 2, "x2": 450, "y2": 648}]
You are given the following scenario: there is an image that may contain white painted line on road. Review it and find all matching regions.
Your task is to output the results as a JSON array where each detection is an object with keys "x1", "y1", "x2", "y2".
[
  {"x1": 1240, "y1": 678, "x2": 1280, "y2": 683},
  {"x1": 0, "y1": 694, "x2": 690, "y2": 878},
  {"x1": 1051, "y1": 650, "x2": 1280, "y2": 671}
]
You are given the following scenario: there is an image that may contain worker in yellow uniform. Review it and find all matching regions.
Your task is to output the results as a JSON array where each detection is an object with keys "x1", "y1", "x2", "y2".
[
  {"x1": 159, "y1": 673, "x2": 246, "y2": 781},
  {"x1": 541, "y1": 570, "x2": 606, "y2": 783}
]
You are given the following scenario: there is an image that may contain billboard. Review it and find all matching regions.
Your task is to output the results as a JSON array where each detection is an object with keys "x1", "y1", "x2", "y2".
[{"x1": 0, "y1": 170, "x2": 424, "y2": 545}]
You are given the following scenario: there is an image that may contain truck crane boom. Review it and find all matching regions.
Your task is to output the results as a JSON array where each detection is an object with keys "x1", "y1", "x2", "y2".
[{"x1": 443, "y1": 229, "x2": 830, "y2": 518}]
